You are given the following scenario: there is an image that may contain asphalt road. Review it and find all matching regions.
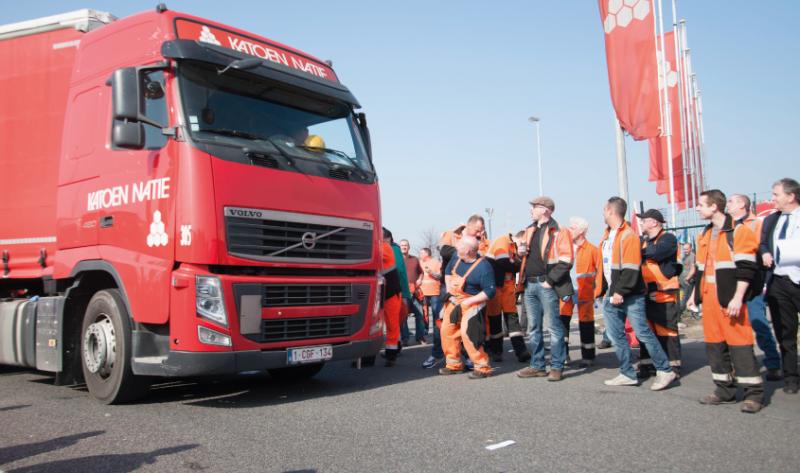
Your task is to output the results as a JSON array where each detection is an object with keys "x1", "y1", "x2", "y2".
[{"x1": 1, "y1": 328, "x2": 798, "y2": 473}]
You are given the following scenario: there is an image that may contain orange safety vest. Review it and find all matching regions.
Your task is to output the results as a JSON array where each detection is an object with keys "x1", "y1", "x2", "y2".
[
  {"x1": 419, "y1": 258, "x2": 442, "y2": 296},
  {"x1": 641, "y1": 231, "x2": 680, "y2": 303}
]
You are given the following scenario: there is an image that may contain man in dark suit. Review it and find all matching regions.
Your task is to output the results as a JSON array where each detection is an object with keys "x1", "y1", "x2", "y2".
[{"x1": 760, "y1": 177, "x2": 800, "y2": 394}]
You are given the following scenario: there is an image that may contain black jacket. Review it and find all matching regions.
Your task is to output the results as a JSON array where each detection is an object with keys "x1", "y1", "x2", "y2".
[{"x1": 759, "y1": 211, "x2": 781, "y2": 292}]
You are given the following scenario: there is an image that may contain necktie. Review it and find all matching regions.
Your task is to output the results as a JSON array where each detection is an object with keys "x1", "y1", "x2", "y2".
[
  {"x1": 778, "y1": 215, "x2": 790, "y2": 240},
  {"x1": 776, "y1": 215, "x2": 790, "y2": 265}
]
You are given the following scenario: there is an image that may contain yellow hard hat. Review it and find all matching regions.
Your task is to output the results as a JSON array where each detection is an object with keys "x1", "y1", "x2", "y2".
[{"x1": 304, "y1": 134, "x2": 325, "y2": 150}]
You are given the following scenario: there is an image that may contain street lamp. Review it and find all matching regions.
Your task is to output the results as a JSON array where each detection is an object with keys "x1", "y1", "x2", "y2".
[
  {"x1": 528, "y1": 116, "x2": 543, "y2": 196},
  {"x1": 484, "y1": 207, "x2": 494, "y2": 240}
]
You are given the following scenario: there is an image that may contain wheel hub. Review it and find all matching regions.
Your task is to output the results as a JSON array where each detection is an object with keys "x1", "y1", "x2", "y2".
[{"x1": 83, "y1": 316, "x2": 116, "y2": 376}]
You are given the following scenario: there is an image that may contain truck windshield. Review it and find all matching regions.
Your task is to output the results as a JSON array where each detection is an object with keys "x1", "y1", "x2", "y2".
[{"x1": 177, "y1": 62, "x2": 373, "y2": 174}]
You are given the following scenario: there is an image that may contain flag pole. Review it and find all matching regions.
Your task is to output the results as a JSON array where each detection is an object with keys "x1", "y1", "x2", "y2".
[
  {"x1": 678, "y1": 19, "x2": 698, "y2": 208},
  {"x1": 692, "y1": 72, "x2": 708, "y2": 190},
  {"x1": 615, "y1": 117, "x2": 629, "y2": 202},
  {"x1": 671, "y1": 0, "x2": 691, "y2": 208},
  {"x1": 656, "y1": 0, "x2": 677, "y2": 227}
]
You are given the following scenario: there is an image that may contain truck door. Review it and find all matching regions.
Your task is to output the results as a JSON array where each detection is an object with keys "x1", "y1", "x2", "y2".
[{"x1": 99, "y1": 69, "x2": 176, "y2": 325}]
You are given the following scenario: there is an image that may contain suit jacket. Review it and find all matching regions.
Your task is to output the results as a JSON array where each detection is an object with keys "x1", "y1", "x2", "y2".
[{"x1": 759, "y1": 211, "x2": 781, "y2": 292}]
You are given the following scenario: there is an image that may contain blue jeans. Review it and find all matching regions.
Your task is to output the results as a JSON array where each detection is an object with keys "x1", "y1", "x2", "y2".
[
  {"x1": 746, "y1": 294, "x2": 781, "y2": 370},
  {"x1": 603, "y1": 293, "x2": 672, "y2": 378},
  {"x1": 524, "y1": 281, "x2": 566, "y2": 370},
  {"x1": 423, "y1": 295, "x2": 444, "y2": 358},
  {"x1": 400, "y1": 297, "x2": 427, "y2": 342}
]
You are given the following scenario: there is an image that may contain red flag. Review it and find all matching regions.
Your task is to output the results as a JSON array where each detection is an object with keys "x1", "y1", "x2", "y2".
[
  {"x1": 647, "y1": 31, "x2": 689, "y2": 208},
  {"x1": 599, "y1": 0, "x2": 661, "y2": 140}
]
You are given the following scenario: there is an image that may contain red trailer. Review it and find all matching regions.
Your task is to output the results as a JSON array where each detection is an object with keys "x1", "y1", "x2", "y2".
[{"x1": 0, "y1": 6, "x2": 384, "y2": 403}]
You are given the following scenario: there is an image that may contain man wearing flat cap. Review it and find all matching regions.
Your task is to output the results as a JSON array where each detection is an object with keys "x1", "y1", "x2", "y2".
[
  {"x1": 637, "y1": 209, "x2": 683, "y2": 378},
  {"x1": 516, "y1": 196, "x2": 574, "y2": 382}
]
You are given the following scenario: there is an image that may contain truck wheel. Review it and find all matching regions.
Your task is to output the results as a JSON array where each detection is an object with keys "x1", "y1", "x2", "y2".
[
  {"x1": 268, "y1": 363, "x2": 325, "y2": 382},
  {"x1": 81, "y1": 289, "x2": 150, "y2": 404}
]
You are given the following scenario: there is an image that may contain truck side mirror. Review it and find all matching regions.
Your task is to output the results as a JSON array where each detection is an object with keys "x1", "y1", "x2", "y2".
[
  {"x1": 112, "y1": 121, "x2": 144, "y2": 149},
  {"x1": 355, "y1": 112, "x2": 372, "y2": 162},
  {"x1": 111, "y1": 67, "x2": 142, "y2": 121}
]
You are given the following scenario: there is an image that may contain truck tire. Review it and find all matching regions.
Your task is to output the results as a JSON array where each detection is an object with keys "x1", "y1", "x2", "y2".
[
  {"x1": 81, "y1": 289, "x2": 150, "y2": 404},
  {"x1": 268, "y1": 363, "x2": 324, "y2": 382}
]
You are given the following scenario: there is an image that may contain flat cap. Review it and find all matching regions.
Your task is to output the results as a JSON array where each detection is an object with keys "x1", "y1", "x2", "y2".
[{"x1": 529, "y1": 196, "x2": 555, "y2": 212}]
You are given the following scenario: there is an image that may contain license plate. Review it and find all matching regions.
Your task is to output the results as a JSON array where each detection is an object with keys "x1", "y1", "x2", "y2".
[{"x1": 287, "y1": 345, "x2": 333, "y2": 365}]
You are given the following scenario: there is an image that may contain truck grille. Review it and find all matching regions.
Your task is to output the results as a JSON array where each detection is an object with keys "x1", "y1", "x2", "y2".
[
  {"x1": 261, "y1": 316, "x2": 349, "y2": 342},
  {"x1": 263, "y1": 284, "x2": 352, "y2": 307},
  {"x1": 234, "y1": 283, "x2": 371, "y2": 344},
  {"x1": 225, "y1": 207, "x2": 373, "y2": 264}
]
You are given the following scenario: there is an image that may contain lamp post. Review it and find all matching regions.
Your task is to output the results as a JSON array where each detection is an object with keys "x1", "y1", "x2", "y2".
[
  {"x1": 484, "y1": 207, "x2": 494, "y2": 241},
  {"x1": 528, "y1": 116, "x2": 543, "y2": 196}
]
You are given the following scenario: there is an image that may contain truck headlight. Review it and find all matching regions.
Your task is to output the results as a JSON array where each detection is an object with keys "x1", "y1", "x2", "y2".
[
  {"x1": 369, "y1": 274, "x2": 385, "y2": 336},
  {"x1": 196, "y1": 276, "x2": 228, "y2": 327},
  {"x1": 198, "y1": 326, "x2": 232, "y2": 347}
]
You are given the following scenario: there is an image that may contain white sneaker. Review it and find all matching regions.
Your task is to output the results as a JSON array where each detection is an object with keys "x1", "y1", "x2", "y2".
[
  {"x1": 604, "y1": 374, "x2": 638, "y2": 386},
  {"x1": 650, "y1": 370, "x2": 677, "y2": 391}
]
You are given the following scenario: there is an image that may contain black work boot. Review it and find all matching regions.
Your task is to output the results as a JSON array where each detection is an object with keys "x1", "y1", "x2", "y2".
[
  {"x1": 384, "y1": 349, "x2": 398, "y2": 367},
  {"x1": 510, "y1": 336, "x2": 530, "y2": 362}
]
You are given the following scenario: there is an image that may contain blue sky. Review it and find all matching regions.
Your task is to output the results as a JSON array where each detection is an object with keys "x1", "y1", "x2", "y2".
[{"x1": 6, "y1": 1, "x2": 799, "y2": 246}]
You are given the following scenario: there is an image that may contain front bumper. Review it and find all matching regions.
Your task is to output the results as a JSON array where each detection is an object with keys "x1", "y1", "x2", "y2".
[{"x1": 132, "y1": 337, "x2": 383, "y2": 377}]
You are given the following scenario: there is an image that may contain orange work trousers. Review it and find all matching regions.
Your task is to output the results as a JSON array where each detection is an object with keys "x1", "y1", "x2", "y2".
[
  {"x1": 440, "y1": 300, "x2": 491, "y2": 374},
  {"x1": 384, "y1": 294, "x2": 402, "y2": 349}
]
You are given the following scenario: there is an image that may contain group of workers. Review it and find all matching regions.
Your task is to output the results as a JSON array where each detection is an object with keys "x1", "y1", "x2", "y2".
[{"x1": 377, "y1": 177, "x2": 800, "y2": 414}]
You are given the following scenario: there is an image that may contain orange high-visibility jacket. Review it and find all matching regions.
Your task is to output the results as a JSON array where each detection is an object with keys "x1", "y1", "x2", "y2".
[
  {"x1": 519, "y1": 219, "x2": 574, "y2": 298},
  {"x1": 487, "y1": 234, "x2": 520, "y2": 287},
  {"x1": 596, "y1": 220, "x2": 645, "y2": 298},
  {"x1": 741, "y1": 214, "x2": 763, "y2": 245},
  {"x1": 574, "y1": 240, "x2": 601, "y2": 303},
  {"x1": 382, "y1": 241, "x2": 402, "y2": 300},
  {"x1": 694, "y1": 214, "x2": 759, "y2": 308}
]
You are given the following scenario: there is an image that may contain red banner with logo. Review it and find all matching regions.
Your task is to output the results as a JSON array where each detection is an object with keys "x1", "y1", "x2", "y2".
[
  {"x1": 647, "y1": 31, "x2": 690, "y2": 209},
  {"x1": 174, "y1": 19, "x2": 339, "y2": 83},
  {"x1": 598, "y1": 0, "x2": 660, "y2": 140}
]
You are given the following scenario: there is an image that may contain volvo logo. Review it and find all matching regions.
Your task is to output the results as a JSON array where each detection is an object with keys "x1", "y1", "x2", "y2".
[{"x1": 301, "y1": 232, "x2": 317, "y2": 250}]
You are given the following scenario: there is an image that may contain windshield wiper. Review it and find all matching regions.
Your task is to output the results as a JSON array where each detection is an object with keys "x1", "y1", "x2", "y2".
[
  {"x1": 295, "y1": 145, "x2": 371, "y2": 179},
  {"x1": 199, "y1": 128, "x2": 268, "y2": 141},
  {"x1": 200, "y1": 128, "x2": 297, "y2": 168}
]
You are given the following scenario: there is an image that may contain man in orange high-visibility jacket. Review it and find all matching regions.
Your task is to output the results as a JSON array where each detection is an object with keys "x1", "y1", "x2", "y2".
[
  {"x1": 439, "y1": 235, "x2": 496, "y2": 378},
  {"x1": 418, "y1": 247, "x2": 442, "y2": 323},
  {"x1": 596, "y1": 197, "x2": 677, "y2": 391},
  {"x1": 727, "y1": 193, "x2": 782, "y2": 381},
  {"x1": 485, "y1": 232, "x2": 531, "y2": 362},
  {"x1": 637, "y1": 209, "x2": 683, "y2": 379},
  {"x1": 558, "y1": 217, "x2": 601, "y2": 367},
  {"x1": 381, "y1": 234, "x2": 404, "y2": 367},
  {"x1": 515, "y1": 196, "x2": 573, "y2": 382},
  {"x1": 688, "y1": 189, "x2": 764, "y2": 413}
]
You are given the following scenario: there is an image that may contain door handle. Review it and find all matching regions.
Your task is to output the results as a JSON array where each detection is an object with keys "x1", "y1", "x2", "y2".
[{"x1": 100, "y1": 216, "x2": 114, "y2": 228}]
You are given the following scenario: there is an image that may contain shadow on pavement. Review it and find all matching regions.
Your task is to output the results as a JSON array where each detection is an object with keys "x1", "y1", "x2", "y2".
[
  {"x1": 141, "y1": 343, "x2": 441, "y2": 408},
  {"x1": 0, "y1": 404, "x2": 31, "y2": 412},
  {"x1": 0, "y1": 431, "x2": 104, "y2": 465},
  {"x1": 6, "y1": 444, "x2": 199, "y2": 473}
]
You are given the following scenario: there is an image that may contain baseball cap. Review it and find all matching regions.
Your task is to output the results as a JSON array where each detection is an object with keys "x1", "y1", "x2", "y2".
[{"x1": 636, "y1": 209, "x2": 666, "y2": 223}]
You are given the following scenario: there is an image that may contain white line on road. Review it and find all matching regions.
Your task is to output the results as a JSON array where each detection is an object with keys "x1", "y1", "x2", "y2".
[{"x1": 485, "y1": 440, "x2": 515, "y2": 451}]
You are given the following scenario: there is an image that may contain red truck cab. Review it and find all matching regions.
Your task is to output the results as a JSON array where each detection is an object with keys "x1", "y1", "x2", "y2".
[{"x1": 0, "y1": 6, "x2": 384, "y2": 403}]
